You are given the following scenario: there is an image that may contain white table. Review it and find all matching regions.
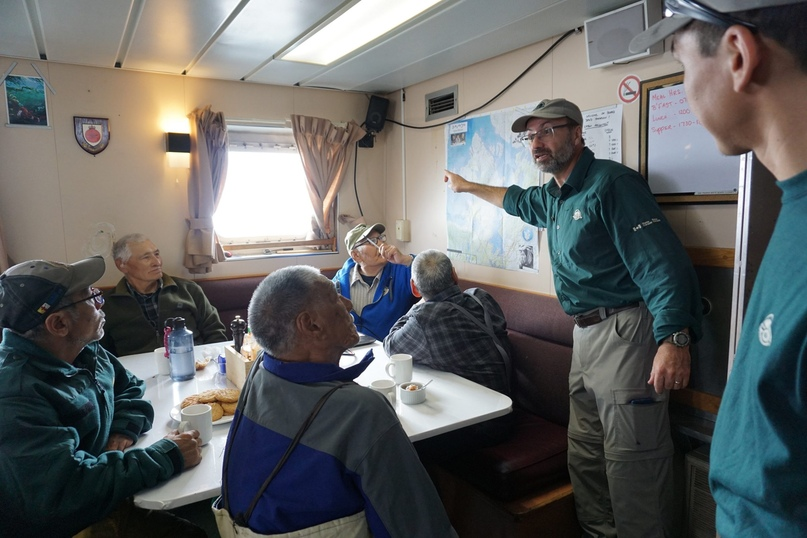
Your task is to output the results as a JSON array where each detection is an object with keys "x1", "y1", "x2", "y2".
[{"x1": 126, "y1": 342, "x2": 511, "y2": 510}]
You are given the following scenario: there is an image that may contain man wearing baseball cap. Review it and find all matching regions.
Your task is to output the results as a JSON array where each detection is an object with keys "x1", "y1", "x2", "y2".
[
  {"x1": 332, "y1": 222, "x2": 418, "y2": 340},
  {"x1": 0, "y1": 257, "x2": 205, "y2": 537},
  {"x1": 444, "y1": 98, "x2": 702, "y2": 536},
  {"x1": 632, "y1": 1, "x2": 807, "y2": 535}
]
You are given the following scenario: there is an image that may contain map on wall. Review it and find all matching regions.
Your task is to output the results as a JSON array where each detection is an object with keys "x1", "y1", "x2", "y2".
[
  {"x1": 445, "y1": 102, "x2": 624, "y2": 272},
  {"x1": 445, "y1": 102, "x2": 542, "y2": 273}
]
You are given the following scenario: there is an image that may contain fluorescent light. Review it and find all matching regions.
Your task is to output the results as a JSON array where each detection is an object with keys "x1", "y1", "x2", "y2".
[{"x1": 280, "y1": 0, "x2": 443, "y2": 66}]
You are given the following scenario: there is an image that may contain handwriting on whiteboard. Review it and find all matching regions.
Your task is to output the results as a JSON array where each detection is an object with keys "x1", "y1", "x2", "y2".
[
  {"x1": 645, "y1": 81, "x2": 740, "y2": 195},
  {"x1": 649, "y1": 87, "x2": 704, "y2": 137}
]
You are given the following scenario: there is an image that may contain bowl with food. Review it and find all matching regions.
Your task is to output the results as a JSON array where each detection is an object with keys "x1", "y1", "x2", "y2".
[{"x1": 398, "y1": 381, "x2": 427, "y2": 405}]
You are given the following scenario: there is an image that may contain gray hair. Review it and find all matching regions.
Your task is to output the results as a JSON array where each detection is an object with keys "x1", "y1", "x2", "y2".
[
  {"x1": 112, "y1": 233, "x2": 150, "y2": 262},
  {"x1": 248, "y1": 265, "x2": 329, "y2": 357},
  {"x1": 412, "y1": 249, "x2": 454, "y2": 300}
]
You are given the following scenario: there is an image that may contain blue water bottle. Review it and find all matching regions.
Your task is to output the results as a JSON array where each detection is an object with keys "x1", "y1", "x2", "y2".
[{"x1": 168, "y1": 317, "x2": 195, "y2": 381}]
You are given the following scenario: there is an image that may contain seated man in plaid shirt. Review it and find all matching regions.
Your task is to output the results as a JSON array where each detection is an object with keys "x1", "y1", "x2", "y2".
[{"x1": 384, "y1": 249, "x2": 514, "y2": 460}]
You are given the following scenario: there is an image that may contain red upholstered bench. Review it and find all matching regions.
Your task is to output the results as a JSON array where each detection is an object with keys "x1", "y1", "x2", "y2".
[
  {"x1": 443, "y1": 408, "x2": 569, "y2": 501},
  {"x1": 430, "y1": 280, "x2": 580, "y2": 536},
  {"x1": 196, "y1": 268, "x2": 338, "y2": 329}
]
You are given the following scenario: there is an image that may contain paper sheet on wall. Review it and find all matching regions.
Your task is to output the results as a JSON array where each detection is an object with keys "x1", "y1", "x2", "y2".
[{"x1": 582, "y1": 104, "x2": 622, "y2": 163}]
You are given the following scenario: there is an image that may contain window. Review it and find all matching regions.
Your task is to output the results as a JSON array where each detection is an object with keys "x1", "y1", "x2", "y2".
[{"x1": 214, "y1": 123, "x2": 335, "y2": 257}]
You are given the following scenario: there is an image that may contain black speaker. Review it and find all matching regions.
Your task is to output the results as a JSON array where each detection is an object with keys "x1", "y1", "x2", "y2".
[{"x1": 364, "y1": 96, "x2": 389, "y2": 133}]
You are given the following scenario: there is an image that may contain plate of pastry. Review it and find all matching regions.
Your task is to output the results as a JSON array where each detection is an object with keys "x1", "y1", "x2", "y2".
[{"x1": 170, "y1": 388, "x2": 240, "y2": 425}]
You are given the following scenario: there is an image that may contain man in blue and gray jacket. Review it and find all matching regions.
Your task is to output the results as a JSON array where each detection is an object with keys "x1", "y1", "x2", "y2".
[{"x1": 221, "y1": 265, "x2": 456, "y2": 537}]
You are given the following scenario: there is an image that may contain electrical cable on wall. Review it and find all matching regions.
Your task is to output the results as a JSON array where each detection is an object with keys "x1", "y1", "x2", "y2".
[
  {"x1": 386, "y1": 27, "x2": 578, "y2": 131},
  {"x1": 349, "y1": 27, "x2": 578, "y2": 220},
  {"x1": 352, "y1": 140, "x2": 364, "y2": 217}
]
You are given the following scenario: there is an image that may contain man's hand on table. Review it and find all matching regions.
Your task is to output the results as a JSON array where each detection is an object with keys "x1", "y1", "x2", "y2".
[{"x1": 166, "y1": 429, "x2": 203, "y2": 469}]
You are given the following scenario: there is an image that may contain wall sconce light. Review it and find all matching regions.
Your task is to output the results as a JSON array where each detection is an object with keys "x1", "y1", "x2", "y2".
[{"x1": 165, "y1": 132, "x2": 191, "y2": 168}]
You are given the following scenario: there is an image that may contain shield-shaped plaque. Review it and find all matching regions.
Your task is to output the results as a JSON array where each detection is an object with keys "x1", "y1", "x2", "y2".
[{"x1": 74, "y1": 117, "x2": 110, "y2": 155}]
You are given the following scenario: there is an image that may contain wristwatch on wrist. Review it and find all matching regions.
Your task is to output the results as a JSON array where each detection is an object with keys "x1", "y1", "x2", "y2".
[{"x1": 664, "y1": 331, "x2": 690, "y2": 347}]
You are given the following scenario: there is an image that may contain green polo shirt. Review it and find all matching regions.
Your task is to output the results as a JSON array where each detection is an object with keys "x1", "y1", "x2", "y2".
[{"x1": 502, "y1": 147, "x2": 702, "y2": 342}]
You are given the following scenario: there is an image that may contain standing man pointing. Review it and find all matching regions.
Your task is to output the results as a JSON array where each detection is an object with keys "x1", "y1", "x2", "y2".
[{"x1": 444, "y1": 97, "x2": 702, "y2": 537}]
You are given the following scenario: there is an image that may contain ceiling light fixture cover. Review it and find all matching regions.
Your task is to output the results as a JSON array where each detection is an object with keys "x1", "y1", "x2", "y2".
[{"x1": 280, "y1": 0, "x2": 443, "y2": 65}]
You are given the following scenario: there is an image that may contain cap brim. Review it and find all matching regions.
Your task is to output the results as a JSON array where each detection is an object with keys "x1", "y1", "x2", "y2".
[
  {"x1": 66, "y1": 256, "x2": 105, "y2": 295},
  {"x1": 629, "y1": 15, "x2": 691, "y2": 53},
  {"x1": 511, "y1": 112, "x2": 567, "y2": 133},
  {"x1": 359, "y1": 223, "x2": 385, "y2": 242}
]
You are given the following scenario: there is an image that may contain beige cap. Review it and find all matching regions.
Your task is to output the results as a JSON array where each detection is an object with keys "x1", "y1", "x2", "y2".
[{"x1": 511, "y1": 98, "x2": 583, "y2": 133}]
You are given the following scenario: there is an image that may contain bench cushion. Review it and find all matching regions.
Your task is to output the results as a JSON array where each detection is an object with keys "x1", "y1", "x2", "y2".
[
  {"x1": 444, "y1": 409, "x2": 569, "y2": 502},
  {"x1": 196, "y1": 269, "x2": 337, "y2": 329},
  {"x1": 197, "y1": 276, "x2": 265, "y2": 329},
  {"x1": 508, "y1": 330, "x2": 571, "y2": 427}
]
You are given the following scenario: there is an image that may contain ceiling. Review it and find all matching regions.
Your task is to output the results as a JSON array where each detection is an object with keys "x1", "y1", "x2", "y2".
[{"x1": 0, "y1": 0, "x2": 639, "y2": 94}]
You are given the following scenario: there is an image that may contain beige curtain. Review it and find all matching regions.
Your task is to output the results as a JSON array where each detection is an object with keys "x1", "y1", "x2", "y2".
[
  {"x1": 291, "y1": 115, "x2": 366, "y2": 239},
  {"x1": 184, "y1": 105, "x2": 229, "y2": 274},
  {"x1": 0, "y1": 215, "x2": 10, "y2": 271}
]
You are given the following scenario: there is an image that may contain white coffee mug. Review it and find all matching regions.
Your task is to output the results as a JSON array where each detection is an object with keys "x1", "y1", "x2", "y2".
[
  {"x1": 369, "y1": 379, "x2": 396, "y2": 403},
  {"x1": 179, "y1": 403, "x2": 213, "y2": 446},
  {"x1": 154, "y1": 347, "x2": 171, "y2": 376},
  {"x1": 385, "y1": 354, "x2": 413, "y2": 385}
]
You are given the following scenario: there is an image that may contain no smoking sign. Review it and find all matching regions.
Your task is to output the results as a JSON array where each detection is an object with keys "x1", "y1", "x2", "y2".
[{"x1": 618, "y1": 75, "x2": 641, "y2": 104}]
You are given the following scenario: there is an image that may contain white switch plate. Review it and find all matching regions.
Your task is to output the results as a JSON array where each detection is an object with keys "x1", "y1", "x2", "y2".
[{"x1": 395, "y1": 219, "x2": 411, "y2": 242}]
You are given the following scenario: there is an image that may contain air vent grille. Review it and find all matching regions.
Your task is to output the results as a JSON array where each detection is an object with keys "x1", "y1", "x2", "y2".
[
  {"x1": 686, "y1": 446, "x2": 717, "y2": 538},
  {"x1": 425, "y1": 85, "x2": 458, "y2": 122}
]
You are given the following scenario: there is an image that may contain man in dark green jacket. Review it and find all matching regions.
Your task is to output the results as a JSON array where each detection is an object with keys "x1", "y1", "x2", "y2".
[
  {"x1": 445, "y1": 98, "x2": 703, "y2": 538},
  {"x1": 0, "y1": 256, "x2": 204, "y2": 537},
  {"x1": 101, "y1": 233, "x2": 227, "y2": 356}
]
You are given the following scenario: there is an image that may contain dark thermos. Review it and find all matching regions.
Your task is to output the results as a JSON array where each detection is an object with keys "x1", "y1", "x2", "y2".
[{"x1": 231, "y1": 315, "x2": 247, "y2": 353}]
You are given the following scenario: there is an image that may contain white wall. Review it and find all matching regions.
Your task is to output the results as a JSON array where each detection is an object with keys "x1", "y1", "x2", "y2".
[
  {"x1": 381, "y1": 30, "x2": 737, "y2": 295},
  {"x1": 1, "y1": 31, "x2": 738, "y2": 294},
  {"x1": 0, "y1": 58, "x2": 385, "y2": 286}
]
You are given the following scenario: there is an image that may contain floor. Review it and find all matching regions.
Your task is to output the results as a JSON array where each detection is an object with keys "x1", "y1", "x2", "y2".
[{"x1": 170, "y1": 498, "x2": 221, "y2": 538}]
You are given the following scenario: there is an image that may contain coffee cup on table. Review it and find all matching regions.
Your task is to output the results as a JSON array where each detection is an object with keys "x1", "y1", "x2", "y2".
[
  {"x1": 369, "y1": 379, "x2": 396, "y2": 403},
  {"x1": 179, "y1": 403, "x2": 213, "y2": 446},
  {"x1": 385, "y1": 354, "x2": 413, "y2": 385}
]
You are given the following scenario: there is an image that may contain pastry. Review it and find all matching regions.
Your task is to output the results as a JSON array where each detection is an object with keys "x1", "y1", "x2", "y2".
[
  {"x1": 179, "y1": 388, "x2": 241, "y2": 419},
  {"x1": 209, "y1": 402, "x2": 224, "y2": 422}
]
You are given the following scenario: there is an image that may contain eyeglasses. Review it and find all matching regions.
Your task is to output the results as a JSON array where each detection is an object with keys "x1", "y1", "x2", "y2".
[
  {"x1": 356, "y1": 234, "x2": 387, "y2": 249},
  {"x1": 519, "y1": 123, "x2": 573, "y2": 147},
  {"x1": 664, "y1": 0, "x2": 756, "y2": 31},
  {"x1": 366, "y1": 234, "x2": 387, "y2": 247},
  {"x1": 50, "y1": 288, "x2": 105, "y2": 313}
]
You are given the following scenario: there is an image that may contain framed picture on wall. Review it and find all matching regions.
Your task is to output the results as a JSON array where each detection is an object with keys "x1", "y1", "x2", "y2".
[{"x1": 4, "y1": 74, "x2": 49, "y2": 127}]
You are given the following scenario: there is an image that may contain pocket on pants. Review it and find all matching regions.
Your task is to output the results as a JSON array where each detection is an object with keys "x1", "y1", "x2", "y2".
[{"x1": 610, "y1": 389, "x2": 665, "y2": 454}]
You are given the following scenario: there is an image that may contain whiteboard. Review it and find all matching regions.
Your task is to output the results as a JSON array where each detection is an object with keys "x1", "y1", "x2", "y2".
[{"x1": 641, "y1": 74, "x2": 740, "y2": 195}]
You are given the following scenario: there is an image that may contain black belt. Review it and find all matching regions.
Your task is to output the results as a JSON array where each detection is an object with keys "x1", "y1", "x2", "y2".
[{"x1": 573, "y1": 303, "x2": 641, "y2": 328}]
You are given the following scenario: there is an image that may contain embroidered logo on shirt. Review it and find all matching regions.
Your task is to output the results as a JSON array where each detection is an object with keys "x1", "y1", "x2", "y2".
[
  {"x1": 758, "y1": 313, "x2": 773, "y2": 347},
  {"x1": 572, "y1": 209, "x2": 582, "y2": 220},
  {"x1": 632, "y1": 218, "x2": 661, "y2": 232}
]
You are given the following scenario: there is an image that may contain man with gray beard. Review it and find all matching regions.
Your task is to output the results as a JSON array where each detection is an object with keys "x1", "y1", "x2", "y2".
[{"x1": 444, "y1": 98, "x2": 702, "y2": 538}]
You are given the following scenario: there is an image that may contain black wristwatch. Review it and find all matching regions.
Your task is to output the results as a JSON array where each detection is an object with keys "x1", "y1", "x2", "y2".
[{"x1": 664, "y1": 331, "x2": 690, "y2": 347}]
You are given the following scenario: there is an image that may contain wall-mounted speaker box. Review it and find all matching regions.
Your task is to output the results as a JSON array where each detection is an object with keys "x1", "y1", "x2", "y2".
[
  {"x1": 585, "y1": 0, "x2": 663, "y2": 69},
  {"x1": 364, "y1": 95, "x2": 390, "y2": 133}
]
